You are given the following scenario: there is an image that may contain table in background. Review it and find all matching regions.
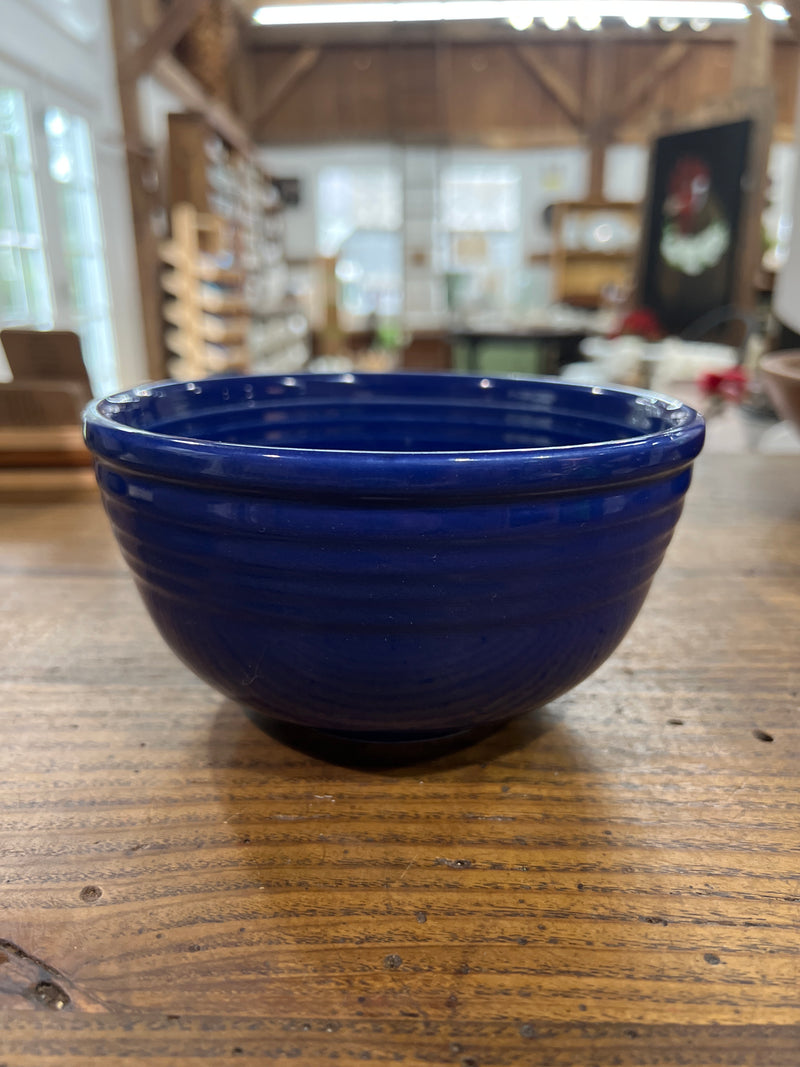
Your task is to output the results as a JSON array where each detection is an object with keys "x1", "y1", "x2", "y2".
[
  {"x1": 450, "y1": 326, "x2": 589, "y2": 375},
  {"x1": 1, "y1": 454, "x2": 799, "y2": 1065}
]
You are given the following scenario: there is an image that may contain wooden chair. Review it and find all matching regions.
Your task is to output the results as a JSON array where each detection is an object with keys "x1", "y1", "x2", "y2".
[
  {"x1": 0, "y1": 328, "x2": 92, "y2": 406},
  {"x1": 0, "y1": 329, "x2": 93, "y2": 469}
]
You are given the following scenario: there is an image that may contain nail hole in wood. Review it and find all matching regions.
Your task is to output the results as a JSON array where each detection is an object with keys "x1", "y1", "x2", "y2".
[{"x1": 32, "y1": 981, "x2": 69, "y2": 1011}]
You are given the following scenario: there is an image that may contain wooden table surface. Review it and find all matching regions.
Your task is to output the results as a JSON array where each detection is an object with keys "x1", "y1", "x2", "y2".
[{"x1": 1, "y1": 453, "x2": 799, "y2": 1066}]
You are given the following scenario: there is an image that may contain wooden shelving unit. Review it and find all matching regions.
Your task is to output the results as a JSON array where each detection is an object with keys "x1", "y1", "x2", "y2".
[
  {"x1": 159, "y1": 203, "x2": 249, "y2": 379},
  {"x1": 551, "y1": 200, "x2": 641, "y2": 309},
  {"x1": 163, "y1": 112, "x2": 309, "y2": 379}
]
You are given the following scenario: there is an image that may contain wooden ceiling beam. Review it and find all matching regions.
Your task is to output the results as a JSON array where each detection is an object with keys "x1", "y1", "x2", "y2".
[
  {"x1": 151, "y1": 52, "x2": 252, "y2": 156},
  {"x1": 611, "y1": 40, "x2": 690, "y2": 125},
  {"x1": 251, "y1": 47, "x2": 322, "y2": 131},
  {"x1": 118, "y1": 0, "x2": 211, "y2": 83},
  {"x1": 584, "y1": 39, "x2": 613, "y2": 198},
  {"x1": 513, "y1": 44, "x2": 583, "y2": 129}
]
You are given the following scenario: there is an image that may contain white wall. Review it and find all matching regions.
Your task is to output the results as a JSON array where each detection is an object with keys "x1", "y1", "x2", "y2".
[
  {"x1": 262, "y1": 142, "x2": 593, "y2": 260},
  {"x1": 262, "y1": 136, "x2": 796, "y2": 329},
  {"x1": 137, "y1": 76, "x2": 184, "y2": 149},
  {"x1": 764, "y1": 142, "x2": 797, "y2": 255},
  {"x1": 604, "y1": 144, "x2": 649, "y2": 202},
  {"x1": 0, "y1": 0, "x2": 147, "y2": 390},
  {"x1": 259, "y1": 141, "x2": 592, "y2": 326},
  {"x1": 262, "y1": 143, "x2": 404, "y2": 261}
]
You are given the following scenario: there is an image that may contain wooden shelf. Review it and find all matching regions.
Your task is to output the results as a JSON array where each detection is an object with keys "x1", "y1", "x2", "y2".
[
  {"x1": 158, "y1": 242, "x2": 244, "y2": 285},
  {"x1": 160, "y1": 203, "x2": 250, "y2": 377},
  {"x1": 0, "y1": 426, "x2": 90, "y2": 469},
  {"x1": 163, "y1": 304, "x2": 249, "y2": 342},
  {"x1": 0, "y1": 466, "x2": 97, "y2": 499},
  {"x1": 168, "y1": 348, "x2": 249, "y2": 377},
  {"x1": 162, "y1": 114, "x2": 309, "y2": 380},
  {"x1": 161, "y1": 274, "x2": 250, "y2": 315},
  {"x1": 551, "y1": 200, "x2": 641, "y2": 307},
  {"x1": 558, "y1": 249, "x2": 636, "y2": 261},
  {"x1": 165, "y1": 329, "x2": 248, "y2": 360}
]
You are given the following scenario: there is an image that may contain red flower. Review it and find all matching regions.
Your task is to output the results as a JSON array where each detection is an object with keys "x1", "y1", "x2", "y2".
[
  {"x1": 609, "y1": 308, "x2": 665, "y2": 342},
  {"x1": 698, "y1": 366, "x2": 748, "y2": 404}
]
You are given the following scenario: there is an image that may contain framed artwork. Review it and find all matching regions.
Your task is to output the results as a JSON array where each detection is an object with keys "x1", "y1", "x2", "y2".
[
  {"x1": 273, "y1": 177, "x2": 301, "y2": 207},
  {"x1": 637, "y1": 89, "x2": 773, "y2": 338}
]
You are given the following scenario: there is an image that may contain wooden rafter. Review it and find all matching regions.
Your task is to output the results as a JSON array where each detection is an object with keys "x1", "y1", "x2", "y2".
[
  {"x1": 611, "y1": 41, "x2": 690, "y2": 125},
  {"x1": 435, "y1": 36, "x2": 453, "y2": 143},
  {"x1": 732, "y1": 8, "x2": 774, "y2": 88},
  {"x1": 251, "y1": 47, "x2": 322, "y2": 131},
  {"x1": 152, "y1": 52, "x2": 251, "y2": 156},
  {"x1": 513, "y1": 45, "x2": 583, "y2": 129},
  {"x1": 585, "y1": 40, "x2": 613, "y2": 199},
  {"x1": 118, "y1": 0, "x2": 211, "y2": 83}
]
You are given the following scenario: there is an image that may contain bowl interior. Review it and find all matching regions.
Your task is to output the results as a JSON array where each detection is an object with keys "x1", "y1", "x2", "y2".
[{"x1": 100, "y1": 374, "x2": 690, "y2": 454}]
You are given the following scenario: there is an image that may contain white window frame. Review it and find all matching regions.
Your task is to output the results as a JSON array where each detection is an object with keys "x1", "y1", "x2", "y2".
[{"x1": 0, "y1": 57, "x2": 120, "y2": 394}]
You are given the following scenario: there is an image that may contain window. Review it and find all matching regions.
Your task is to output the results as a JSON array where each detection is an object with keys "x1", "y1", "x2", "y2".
[
  {"x1": 440, "y1": 163, "x2": 522, "y2": 315},
  {"x1": 317, "y1": 166, "x2": 403, "y2": 319},
  {"x1": 0, "y1": 88, "x2": 52, "y2": 331},
  {"x1": 44, "y1": 107, "x2": 115, "y2": 396},
  {"x1": 441, "y1": 164, "x2": 520, "y2": 233}
]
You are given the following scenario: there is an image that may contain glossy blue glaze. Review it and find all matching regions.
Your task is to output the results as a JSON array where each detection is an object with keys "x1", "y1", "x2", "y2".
[{"x1": 84, "y1": 373, "x2": 704, "y2": 740}]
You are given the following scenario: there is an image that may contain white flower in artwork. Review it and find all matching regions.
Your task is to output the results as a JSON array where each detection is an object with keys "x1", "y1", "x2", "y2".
[{"x1": 660, "y1": 219, "x2": 731, "y2": 277}]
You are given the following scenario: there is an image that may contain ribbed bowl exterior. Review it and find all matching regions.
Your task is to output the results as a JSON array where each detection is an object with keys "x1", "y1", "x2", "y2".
[{"x1": 85, "y1": 373, "x2": 704, "y2": 738}]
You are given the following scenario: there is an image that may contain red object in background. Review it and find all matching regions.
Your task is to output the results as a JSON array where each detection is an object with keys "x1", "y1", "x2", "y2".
[
  {"x1": 698, "y1": 365, "x2": 748, "y2": 404},
  {"x1": 665, "y1": 156, "x2": 712, "y2": 234},
  {"x1": 609, "y1": 308, "x2": 665, "y2": 342}
]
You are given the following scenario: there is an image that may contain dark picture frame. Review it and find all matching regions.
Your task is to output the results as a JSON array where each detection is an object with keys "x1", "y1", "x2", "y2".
[
  {"x1": 273, "y1": 177, "x2": 301, "y2": 207},
  {"x1": 636, "y1": 88, "x2": 774, "y2": 339}
]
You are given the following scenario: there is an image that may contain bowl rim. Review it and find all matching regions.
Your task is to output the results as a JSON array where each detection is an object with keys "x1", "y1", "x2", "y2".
[{"x1": 83, "y1": 372, "x2": 705, "y2": 499}]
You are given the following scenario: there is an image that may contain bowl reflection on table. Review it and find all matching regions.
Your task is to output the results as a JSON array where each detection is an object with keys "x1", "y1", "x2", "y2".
[{"x1": 83, "y1": 373, "x2": 704, "y2": 750}]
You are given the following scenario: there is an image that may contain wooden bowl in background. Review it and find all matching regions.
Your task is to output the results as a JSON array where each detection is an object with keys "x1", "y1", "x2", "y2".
[{"x1": 761, "y1": 351, "x2": 800, "y2": 433}]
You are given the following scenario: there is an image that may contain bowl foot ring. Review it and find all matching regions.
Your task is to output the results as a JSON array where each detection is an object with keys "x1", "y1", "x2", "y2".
[{"x1": 243, "y1": 709, "x2": 509, "y2": 767}]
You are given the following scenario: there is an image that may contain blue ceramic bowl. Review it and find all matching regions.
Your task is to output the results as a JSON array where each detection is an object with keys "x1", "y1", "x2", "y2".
[{"x1": 84, "y1": 373, "x2": 704, "y2": 742}]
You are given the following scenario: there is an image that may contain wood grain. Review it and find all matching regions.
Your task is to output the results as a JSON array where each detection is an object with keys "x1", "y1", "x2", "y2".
[
  {"x1": 1, "y1": 453, "x2": 799, "y2": 1064},
  {"x1": 250, "y1": 40, "x2": 800, "y2": 146},
  {"x1": 250, "y1": 47, "x2": 321, "y2": 132}
]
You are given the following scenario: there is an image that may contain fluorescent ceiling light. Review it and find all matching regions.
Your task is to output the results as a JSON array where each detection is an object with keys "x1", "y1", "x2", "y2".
[
  {"x1": 507, "y1": 2, "x2": 535, "y2": 29},
  {"x1": 574, "y1": 9, "x2": 603, "y2": 29},
  {"x1": 252, "y1": 3, "x2": 756, "y2": 27},
  {"x1": 761, "y1": 2, "x2": 789, "y2": 19},
  {"x1": 542, "y1": 5, "x2": 570, "y2": 29}
]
